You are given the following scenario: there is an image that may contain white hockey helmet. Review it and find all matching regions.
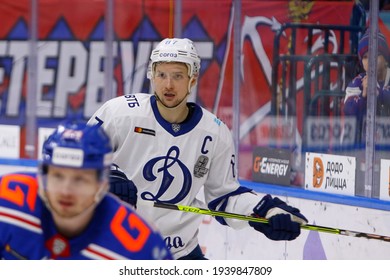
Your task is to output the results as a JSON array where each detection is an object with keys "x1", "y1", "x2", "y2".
[{"x1": 148, "y1": 38, "x2": 201, "y2": 79}]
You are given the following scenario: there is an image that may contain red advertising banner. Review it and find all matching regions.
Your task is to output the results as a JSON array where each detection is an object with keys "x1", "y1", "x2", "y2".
[{"x1": 0, "y1": 0, "x2": 366, "y2": 176}]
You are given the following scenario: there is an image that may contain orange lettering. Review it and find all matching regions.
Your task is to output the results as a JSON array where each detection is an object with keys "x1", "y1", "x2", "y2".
[
  {"x1": 313, "y1": 157, "x2": 324, "y2": 188},
  {"x1": 111, "y1": 205, "x2": 151, "y2": 252},
  {"x1": 253, "y1": 156, "x2": 261, "y2": 173},
  {"x1": 0, "y1": 174, "x2": 38, "y2": 211}
]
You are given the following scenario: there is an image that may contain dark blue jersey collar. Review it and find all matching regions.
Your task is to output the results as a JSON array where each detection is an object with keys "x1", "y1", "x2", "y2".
[{"x1": 150, "y1": 95, "x2": 203, "y2": 136}]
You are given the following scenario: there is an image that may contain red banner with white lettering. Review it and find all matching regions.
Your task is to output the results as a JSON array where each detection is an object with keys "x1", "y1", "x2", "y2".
[{"x1": 0, "y1": 0, "x2": 364, "y2": 178}]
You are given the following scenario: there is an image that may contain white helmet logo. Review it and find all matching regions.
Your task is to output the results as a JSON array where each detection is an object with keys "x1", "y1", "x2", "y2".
[{"x1": 159, "y1": 52, "x2": 178, "y2": 58}]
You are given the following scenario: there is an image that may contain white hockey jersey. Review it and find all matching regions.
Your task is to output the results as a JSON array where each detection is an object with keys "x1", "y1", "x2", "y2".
[{"x1": 89, "y1": 93, "x2": 261, "y2": 259}]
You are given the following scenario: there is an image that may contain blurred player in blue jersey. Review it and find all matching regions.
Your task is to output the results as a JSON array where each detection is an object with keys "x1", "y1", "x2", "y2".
[
  {"x1": 0, "y1": 121, "x2": 171, "y2": 260},
  {"x1": 89, "y1": 38, "x2": 308, "y2": 259}
]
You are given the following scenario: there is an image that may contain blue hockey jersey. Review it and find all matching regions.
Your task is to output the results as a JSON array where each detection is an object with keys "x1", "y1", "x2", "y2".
[{"x1": 0, "y1": 172, "x2": 172, "y2": 260}]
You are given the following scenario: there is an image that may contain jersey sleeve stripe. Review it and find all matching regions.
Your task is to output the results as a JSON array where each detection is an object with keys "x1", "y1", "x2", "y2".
[
  {"x1": 0, "y1": 206, "x2": 42, "y2": 233},
  {"x1": 81, "y1": 244, "x2": 128, "y2": 260}
]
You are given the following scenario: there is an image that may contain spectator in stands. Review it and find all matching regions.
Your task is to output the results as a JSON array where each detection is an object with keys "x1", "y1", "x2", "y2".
[{"x1": 343, "y1": 29, "x2": 390, "y2": 143}]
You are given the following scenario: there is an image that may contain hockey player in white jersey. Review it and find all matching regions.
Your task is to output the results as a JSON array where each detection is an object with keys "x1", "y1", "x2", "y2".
[{"x1": 89, "y1": 38, "x2": 308, "y2": 259}]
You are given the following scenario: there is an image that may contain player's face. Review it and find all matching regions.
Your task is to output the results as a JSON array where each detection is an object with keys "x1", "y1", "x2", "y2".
[
  {"x1": 45, "y1": 166, "x2": 101, "y2": 218},
  {"x1": 152, "y1": 62, "x2": 192, "y2": 107}
]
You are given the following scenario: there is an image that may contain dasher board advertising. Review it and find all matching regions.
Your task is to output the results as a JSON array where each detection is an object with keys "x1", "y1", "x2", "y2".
[
  {"x1": 252, "y1": 147, "x2": 291, "y2": 186},
  {"x1": 0, "y1": 125, "x2": 20, "y2": 159},
  {"x1": 380, "y1": 159, "x2": 390, "y2": 201},
  {"x1": 305, "y1": 152, "x2": 356, "y2": 195}
]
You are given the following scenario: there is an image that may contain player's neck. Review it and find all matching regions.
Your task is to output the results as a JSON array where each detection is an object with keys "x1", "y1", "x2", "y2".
[
  {"x1": 53, "y1": 207, "x2": 94, "y2": 238},
  {"x1": 158, "y1": 102, "x2": 189, "y2": 124}
]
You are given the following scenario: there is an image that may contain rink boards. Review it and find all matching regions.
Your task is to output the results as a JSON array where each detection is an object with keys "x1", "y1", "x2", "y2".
[{"x1": 1, "y1": 159, "x2": 390, "y2": 260}]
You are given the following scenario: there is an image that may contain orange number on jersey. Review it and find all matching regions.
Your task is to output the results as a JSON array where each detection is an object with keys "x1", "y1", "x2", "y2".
[
  {"x1": 0, "y1": 174, "x2": 38, "y2": 211},
  {"x1": 111, "y1": 205, "x2": 151, "y2": 252}
]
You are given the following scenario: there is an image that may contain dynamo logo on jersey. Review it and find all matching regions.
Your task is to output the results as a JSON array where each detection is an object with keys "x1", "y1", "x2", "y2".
[{"x1": 141, "y1": 146, "x2": 192, "y2": 204}]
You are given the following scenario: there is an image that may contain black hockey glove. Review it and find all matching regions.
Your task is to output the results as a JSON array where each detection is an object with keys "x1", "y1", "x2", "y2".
[
  {"x1": 109, "y1": 164, "x2": 138, "y2": 208},
  {"x1": 249, "y1": 194, "x2": 308, "y2": 241}
]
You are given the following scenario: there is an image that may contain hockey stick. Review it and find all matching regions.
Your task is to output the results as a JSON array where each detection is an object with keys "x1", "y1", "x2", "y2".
[
  {"x1": 153, "y1": 202, "x2": 390, "y2": 242},
  {"x1": 5, "y1": 244, "x2": 28, "y2": 260}
]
